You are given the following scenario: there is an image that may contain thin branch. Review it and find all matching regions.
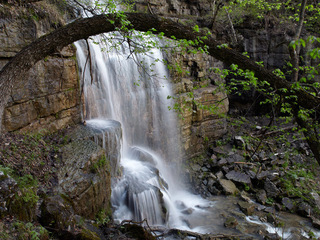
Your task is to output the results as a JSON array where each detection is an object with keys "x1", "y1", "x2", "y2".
[{"x1": 85, "y1": 39, "x2": 94, "y2": 85}]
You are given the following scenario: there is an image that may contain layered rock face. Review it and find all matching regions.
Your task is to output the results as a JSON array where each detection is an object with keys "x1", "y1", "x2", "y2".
[
  {"x1": 168, "y1": 51, "x2": 229, "y2": 159},
  {"x1": 0, "y1": 6, "x2": 81, "y2": 133},
  {"x1": 134, "y1": 0, "x2": 211, "y2": 16},
  {"x1": 55, "y1": 122, "x2": 122, "y2": 219}
]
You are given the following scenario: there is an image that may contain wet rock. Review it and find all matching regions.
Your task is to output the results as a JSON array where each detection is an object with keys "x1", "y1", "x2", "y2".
[
  {"x1": 224, "y1": 216, "x2": 238, "y2": 228},
  {"x1": 240, "y1": 190, "x2": 251, "y2": 202},
  {"x1": 256, "y1": 189, "x2": 267, "y2": 205},
  {"x1": 264, "y1": 178, "x2": 280, "y2": 198},
  {"x1": 263, "y1": 207, "x2": 276, "y2": 214},
  {"x1": 181, "y1": 208, "x2": 194, "y2": 215},
  {"x1": 234, "y1": 136, "x2": 245, "y2": 149},
  {"x1": 219, "y1": 179, "x2": 239, "y2": 195},
  {"x1": 238, "y1": 201, "x2": 255, "y2": 216},
  {"x1": 264, "y1": 233, "x2": 280, "y2": 240},
  {"x1": 266, "y1": 213, "x2": 277, "y2": 225},
  {"x1": 175, "y1": 200, "x2": 187, "y2": 210},
  {"x1": 282, "y1": 197, "x2": 295, "y2": 211},
  {"x1": 311, "y1": 217, "x2": 320, "y2": 229},
  {"x1": 297, "y1": 201, "x2": 312, "y2": 217},
  {"x1": 289, "y1": 229, "x2": 308, "y2": 240},
  {"x1": 226, "y1": 170, "x2": 251, "y2": 184},
  {"x1": 128, "y1": 146, "x2": 156, "y2": 165}
]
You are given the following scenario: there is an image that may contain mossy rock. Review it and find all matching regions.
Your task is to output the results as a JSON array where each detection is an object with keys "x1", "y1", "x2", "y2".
[
  {"x1": 78, "y1": 228, "x2": 100, "y2": 240},
  {"x1": 8, "y1": 189, "x2": 38, "y2": 222},
  {"x1": 39, "y1": 195, "x2": 76, "y2": 232}
]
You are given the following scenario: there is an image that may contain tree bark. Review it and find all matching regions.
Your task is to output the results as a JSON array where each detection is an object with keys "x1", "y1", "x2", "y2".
[
  {"x1": 289, "y1": 0, "x2": 308, "y2": 82},
  {"x1": 293, "y1": 106, "x2": 320, "y2": 163},
  {"x1": 1, "y1": 12, "x2": 320, "y2": 132}
]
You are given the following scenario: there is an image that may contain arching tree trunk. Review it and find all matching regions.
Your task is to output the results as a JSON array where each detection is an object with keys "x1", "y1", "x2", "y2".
[{"x1": 1, "y1": 12, "x2": 320, "y2": 161}]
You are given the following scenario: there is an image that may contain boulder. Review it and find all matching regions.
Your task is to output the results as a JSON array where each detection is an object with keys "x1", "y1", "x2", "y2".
[
  {"x1": 224, "y1": 216, "x2": 238, "y2": 228},
  {"x1": 256, "y1": 190, "x2": 267, "y2": 205},
  {"x1": 58, "y1": 139, "x2": 111, "y2": 219},
  {"x1": 40, "y1": 195, "x2": 76, "y2": 236},
  {"x1": 219, "y1": 179, "x2": 239, "y2": 195},
  {"x1": 181, "y1": 208, "x2": 194, "y2": 215},
  {"x1": 297, "y1": 201, "x2": 312, "y2": 217},
  {"x1": 264, "y1": 178, "x2": 280, "y2": 198},
  {"x1": 238, "y1": 201, "x2": 255, "y2": 216},
  {"x1": 226, "y1": 170, "x2": 251, "y2": 185},
  {"x1": 281, "y1": 197, "x2": 295, "y2": 211}
]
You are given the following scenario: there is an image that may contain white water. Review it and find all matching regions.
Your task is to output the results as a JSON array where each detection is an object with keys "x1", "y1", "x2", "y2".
[
  {"x1": 75, "y1": 31, "x2": 209, "y2": 230},
  {"x1": 74, "y1": 8, "x2": 320, "y2": 238}
]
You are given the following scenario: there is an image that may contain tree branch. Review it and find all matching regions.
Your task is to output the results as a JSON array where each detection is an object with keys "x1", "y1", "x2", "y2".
[{"x1": 1, "y1": 12, "x2": 320, "y2": 132}]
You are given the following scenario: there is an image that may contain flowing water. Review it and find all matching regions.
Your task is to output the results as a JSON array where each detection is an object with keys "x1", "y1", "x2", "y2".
[
  {"x1": 74, "y1": 34, "x2": 210, "y2": 230},
  {"x1": 74, "y1": 7, "x2": 320, "y2": 238}
]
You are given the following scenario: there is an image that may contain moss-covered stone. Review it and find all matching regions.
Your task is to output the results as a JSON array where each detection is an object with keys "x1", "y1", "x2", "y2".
[{"x1": 79, "y1": 228, "x2": 100, "y2": 240}]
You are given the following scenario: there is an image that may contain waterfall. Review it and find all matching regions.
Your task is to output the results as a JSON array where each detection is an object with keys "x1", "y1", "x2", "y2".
[{"x1": 74, "y1": 21, "x2": 209, "y2": 231}]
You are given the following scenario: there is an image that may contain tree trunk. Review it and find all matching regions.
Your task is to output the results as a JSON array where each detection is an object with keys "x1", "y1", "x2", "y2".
[
  {"x1": 289, "y1": 0, "x2": 308, "y2": 82},
  {"x1": 1, "y1": 12, "x2": 320, "y2": 132},
  {"x1": 293, "y1": 106, "x2": 320, "y2": 164}
]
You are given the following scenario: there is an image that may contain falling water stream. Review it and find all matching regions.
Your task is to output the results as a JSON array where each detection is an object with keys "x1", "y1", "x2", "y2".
[
  {"x1": 74, "y1": 34, "x2": 211, "y2": 231},
  {"x1": 73, "y1": 5, "x2": 320, "y2": 238}
]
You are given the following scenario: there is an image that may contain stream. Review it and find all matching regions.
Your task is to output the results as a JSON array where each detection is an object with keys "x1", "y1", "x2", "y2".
[{"x1": 74, "y1": 11, "x2": 320, "y2": 239}]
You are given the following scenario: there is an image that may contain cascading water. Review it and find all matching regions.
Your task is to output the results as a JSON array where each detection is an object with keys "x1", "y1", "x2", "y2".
[
  {"x1": 75, "y1": 27, "x2": 210, "y2": 230},
  {"x1": 73, "y1": 6, "x2": 320, "y2": 238}
]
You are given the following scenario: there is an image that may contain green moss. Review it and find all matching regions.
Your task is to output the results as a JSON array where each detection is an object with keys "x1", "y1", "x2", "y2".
[
  {"x1": 95, "y1": 208, "x2": 111, "y2": 225},
  {"x1": 8, "y1": 174, "x2": 39, "y2": 221},
  {"x1": 79, "y1": 228, "x2": 100, "y2": 240},
  {"x1": 90, "y1": 155, "x2": 107, "y2": 173},
  {"x1": 11, "y1": 221, "x2": 49, "y2": 240}
]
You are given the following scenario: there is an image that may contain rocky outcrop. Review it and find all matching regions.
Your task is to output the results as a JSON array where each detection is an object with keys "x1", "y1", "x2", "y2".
[
  {"x1": 134, "y1": 0, "x2": 212, "y2": 16},
  {"x1": 167, "y1": 50, "x2": 229, "y2": 160},
  {"x1": 56, "y1": 121, "x2": 122, "y2": 219},
  {"x1": 0, "y1": 4, "x2": 81, "y2": 133}
]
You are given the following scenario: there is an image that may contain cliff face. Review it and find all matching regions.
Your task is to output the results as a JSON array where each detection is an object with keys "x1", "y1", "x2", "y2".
[
  {"x1": 1, "y1": 0, "x2": 306, "y2": 158},
  {"x1": 0, "y1": 4, "x2": 81, "y2": 133}
]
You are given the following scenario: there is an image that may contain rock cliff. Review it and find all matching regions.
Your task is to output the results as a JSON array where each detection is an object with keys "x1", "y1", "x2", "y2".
[{"x1": 0, "y1": 3, "x2": 81, "y2": 133}]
